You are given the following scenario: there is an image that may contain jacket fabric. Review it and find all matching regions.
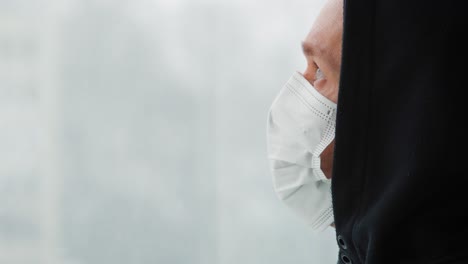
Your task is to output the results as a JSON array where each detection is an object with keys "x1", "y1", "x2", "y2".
[{"x1": 332, "y1": 0, "x2": 468, "y2": 263}]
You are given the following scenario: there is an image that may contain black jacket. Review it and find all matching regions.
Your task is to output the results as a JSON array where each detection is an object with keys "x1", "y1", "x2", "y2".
[{"x1": 332, "y1": 0, "x2": 468, "y2": 263}]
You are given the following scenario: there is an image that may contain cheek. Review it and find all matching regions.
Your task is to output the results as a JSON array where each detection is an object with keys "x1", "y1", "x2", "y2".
[
  {"x1": 315, "y1": 79, "x2": 339, "y2": 103},
  {"x1": 328, "y1": 53, "x2": 342, "y2": 81},
  {"x1": 313, "y1": 78, "x2": 327, "y2": 89}
]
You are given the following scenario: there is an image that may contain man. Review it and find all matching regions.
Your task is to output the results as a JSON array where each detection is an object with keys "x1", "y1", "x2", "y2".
[
  {"x1": 267, "y1": 0, "x2": 468, "y2": 263},
  {"x1": 267, "y1": 0, "x2": 342, "y2": 232}
]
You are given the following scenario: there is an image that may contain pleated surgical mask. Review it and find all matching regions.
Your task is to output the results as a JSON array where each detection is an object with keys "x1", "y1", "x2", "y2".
[{"x1": 267, "y1": 72, "x2": 337, "y2": 232}]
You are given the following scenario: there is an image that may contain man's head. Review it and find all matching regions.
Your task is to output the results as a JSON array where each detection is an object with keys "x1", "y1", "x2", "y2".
[{"x1": 302, "y1": 0, "x2": 343, "y2": 103}]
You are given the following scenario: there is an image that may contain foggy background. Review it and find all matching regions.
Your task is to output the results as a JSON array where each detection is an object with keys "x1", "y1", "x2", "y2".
[{"x1": 0, "y1": 0, "x2": 339, "y2": 263}]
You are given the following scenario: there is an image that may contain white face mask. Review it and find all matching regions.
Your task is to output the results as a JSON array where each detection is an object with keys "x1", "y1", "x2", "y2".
[{"x1": 267, "y1": 72, "x2": 337, "y2": 232}]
